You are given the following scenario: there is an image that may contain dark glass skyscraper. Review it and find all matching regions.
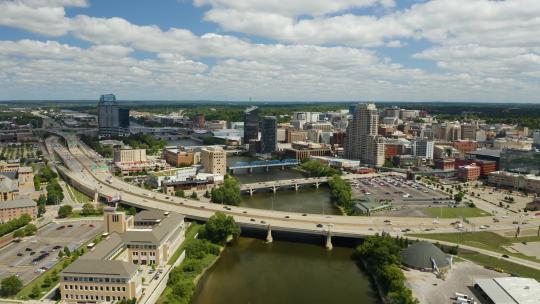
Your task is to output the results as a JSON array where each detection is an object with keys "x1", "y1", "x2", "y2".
[
  {"x1": 261, "y1": 116, "x2": 277, "y2": 154},
  {"x1": 244, "y1": 106, "x2": 260, "y2": 144},
  {"x1": 98, "y1": 94, "x2": 130, "y2": 137}
]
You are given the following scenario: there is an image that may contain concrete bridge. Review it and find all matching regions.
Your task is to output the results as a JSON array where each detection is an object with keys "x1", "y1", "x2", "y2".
[
  {"x1": 229, "y1": 159, "x2": 300, "y2": 174},
  {"x1": 240, "y1": 177, "x2": 332, "y2": 195}
]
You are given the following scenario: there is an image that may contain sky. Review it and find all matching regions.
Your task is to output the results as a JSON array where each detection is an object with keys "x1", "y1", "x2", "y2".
[{"x1": 0, "y1": 0, "x2": 539, "y2": 102}]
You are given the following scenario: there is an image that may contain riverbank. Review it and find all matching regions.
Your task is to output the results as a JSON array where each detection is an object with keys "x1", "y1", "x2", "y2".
[{"x1": 157, "y1": 224, "x2": 224, "y2": 304}]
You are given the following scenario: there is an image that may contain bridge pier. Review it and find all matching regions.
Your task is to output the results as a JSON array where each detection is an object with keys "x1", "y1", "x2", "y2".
[
  {"x1": 265, "y1": 166, "x2": 269, "y2": 172},
  {"x1": 294, "y1": 184, "x2": 299, "y2": 191},
  {"x1": 94, "y1": 189, "x2": 99, "y2": 204},
  {"x1": 281, "y1": 165, "x2": 285, "y2": 170},
  {"x1": 249, "y1": 188, "x2": 254, "y2": 196},
  {"x1": 325, "y1": 231, "x2": 332, "y2": 250},
  {"x1": 315, "y1": 182, "x2": 320, "y2": 189},
  {"x1": 266, "y1": 226, "x2": 273, "y2": 243},
  {"x1": 272, "y1": 186, "x2": 278, "y2": 193},
  {"x1": 248, "y1": 167, "x2": 253, "y2": 173}
]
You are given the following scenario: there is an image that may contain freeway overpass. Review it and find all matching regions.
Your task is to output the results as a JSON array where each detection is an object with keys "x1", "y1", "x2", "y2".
[{"x1": 47, "y1": 132, "x2": 540, "y2": 255}]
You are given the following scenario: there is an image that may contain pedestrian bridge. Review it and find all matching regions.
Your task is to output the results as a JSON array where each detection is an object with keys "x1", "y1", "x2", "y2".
[{"x1": 229, "y1": 159, "x2": 300, "y2": 173}]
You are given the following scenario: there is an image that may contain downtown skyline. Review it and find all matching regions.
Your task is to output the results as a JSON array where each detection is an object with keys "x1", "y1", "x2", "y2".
[{"x1": 0, "y1": 0, "x2": 539, "y2": 102}]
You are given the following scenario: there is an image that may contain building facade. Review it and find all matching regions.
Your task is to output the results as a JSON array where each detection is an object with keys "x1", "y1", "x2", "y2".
[
  {"x1": 201, "y1": 147, "x2": 226, "y2": 175},
  {"x1": 98, "y1": 94, "x2": 129, "y2": 137},
  {"x1": 412, "y1": 138, "x2": 434, "y2": 160},
  {"x1": 243, "y1": 106, "x2": 259, "y2": 144},
  {"x1": 162, "y1": 148, "x2": 194, "y2": 167},
  {"x1": 0, "y1": 198, "x2": 37, "y2": 222},
  {"x1": 261, "y1": 116, "x2": 277, "y2": 154},
  {"x1": 113, "y1": 149, "x2": 147, "y2": 164},
  {"x1": 344, "y1": 103, "x2": 384, "y2": 166}
]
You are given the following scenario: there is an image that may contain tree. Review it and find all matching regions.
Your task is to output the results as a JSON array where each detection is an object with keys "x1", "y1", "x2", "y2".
[
  {"x1": 42, "y1": 275, "x2": 51, "y2": 288},
  {"x1": 211, "y1": 176, "x2": 241, "y2": 206},
  {"x1": 13, "y1": 229, "x2": 25, "y2": 238},
  {"x1": 33, "y1": 175, "x2": 41, "y2": 191},
  {"x1": 58, "y1": 250, "x2": 64, "y2": 259},
  {"x1": 24, "y1": 224, "x2": 37, "y2": 236},
  {"x1": 57, "y1": 205, "x2": 73, "y2": 218},
  {"x1": 453, "y1": 192, "x2": 465, "y2": 203},
  {"x1": 328, "y1": 175, "x2": 353, "y2": 211},
  {"x1": 63, "y1": 246, "x2": 71, "y2": 257},
  {"x1": 0, "y1": 275, "x2": 22, "y2": 296},
  {"x1": 199, "y1": 212, "x2": 241, "y2": 245},
  {"x1": 203, "y1": 190, "x2": 210, "y2": 198},
  {"x1": 30, "y1": 284, "x2": 40, "y2": 299},
  {"x1": 175, "y1": 189, "x2": 185, "y2": 198},
  {"x1": 190, "y1": 191, "x2": 198, "y2": 199},
  {"x1": 81, "y1": 203, "x2": 95, "y2": 216},
  {"x1": 46, "y1": 179, "x2": 64, "y2": 205},
  {"x1": 127, "y1": 206, "x2": 137, "y2": 215},
  {"x1": 38, "y1": 203, "x2": 46, "y2": 217},
  {"x1": 300, "y1": 159, "x2": 340, "y2": 177}
]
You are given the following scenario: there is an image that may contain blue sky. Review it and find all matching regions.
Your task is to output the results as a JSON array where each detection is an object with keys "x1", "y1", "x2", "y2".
[{"x1": 0, "y1": 0, "x2": 538, "y2": 102}]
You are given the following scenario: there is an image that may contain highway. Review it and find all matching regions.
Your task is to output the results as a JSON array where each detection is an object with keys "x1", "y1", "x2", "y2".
[
  {"x1": 43, "y1": 131, "x2": 540, "y2": 270},
  {"x1": 48, "y1": 133, "x2": 540, "y2": 234}
]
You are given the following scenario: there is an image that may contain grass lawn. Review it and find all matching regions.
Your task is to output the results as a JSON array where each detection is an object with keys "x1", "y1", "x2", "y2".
[
  {"x1": 423, "y1": 207, "x2": 491, "y2": 218},
  {"x1": 459, "y1": 252, "x2": 540, "y2": 281},
  {"x1": 65, "y1": 184, "x2": 92, "y2": 204},
  {"x1": 408, "y1": 231, "x2": 540, "y2": 263}
]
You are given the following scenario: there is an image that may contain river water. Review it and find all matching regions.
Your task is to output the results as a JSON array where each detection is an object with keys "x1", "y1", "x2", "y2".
[
  {"x1": 191, "y1": 237, "x2": 379, "y2": 304},
  {"x1": 227, "y1": 156, "x2": 341, "y2": 215}
]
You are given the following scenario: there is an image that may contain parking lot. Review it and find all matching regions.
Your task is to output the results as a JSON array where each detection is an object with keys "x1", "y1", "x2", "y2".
[
  {"x1": 351, "y1": 175, "x2": 452, "y2": 217},
  {"x1": 0, "y1": 220, "x2": 103, "y2": 284}
]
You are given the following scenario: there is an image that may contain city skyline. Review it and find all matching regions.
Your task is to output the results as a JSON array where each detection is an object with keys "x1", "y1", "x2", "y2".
[{"x1": 0, "y1": 0, "x2": 539, "y2": 102}]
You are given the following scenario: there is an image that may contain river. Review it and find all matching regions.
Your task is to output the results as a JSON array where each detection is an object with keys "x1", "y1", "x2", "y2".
[
  {"x1": 227, "y1": 156, "x2": 340, "y2": 215},
  {"x1": 191, "y1": 237, "x2": 379, "y2": 304}
]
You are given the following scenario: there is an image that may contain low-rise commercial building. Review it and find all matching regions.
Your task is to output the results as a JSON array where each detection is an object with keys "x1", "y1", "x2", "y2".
[
  {"x1": 487, "y1": 170, "x2": 540, "y2": 194},
  {"x1": 0, "y1": 198, "x2": 37, "y2": 222},
  {"x1": 434, "y1": 158, "x2": 455, "y2": 171},
  {"x1": 60, "y1": 208, "x2": 186, "y2": 303},
  {"x1": 162, "y1": 147, "x2": 194, "y2": 167},
  {"x1": 284, "y1": 142, "x2": 333, "y2": 161},
  {"x1": 458, "y1": 164, "x2": 481, "y2": 181},
  {"x1": 474, "y1": 277, "x2": 540, "y2": 304}
]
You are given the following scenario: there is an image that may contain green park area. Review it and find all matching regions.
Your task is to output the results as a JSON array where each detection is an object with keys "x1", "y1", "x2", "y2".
[{"x1": 423, "y1": 207, "x2": 490, "y2": 218}]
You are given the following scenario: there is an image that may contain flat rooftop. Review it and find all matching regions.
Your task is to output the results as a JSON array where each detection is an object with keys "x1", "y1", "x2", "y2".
[{"x1": 475, "y1": 277, "x2": 540, "y2": 304}]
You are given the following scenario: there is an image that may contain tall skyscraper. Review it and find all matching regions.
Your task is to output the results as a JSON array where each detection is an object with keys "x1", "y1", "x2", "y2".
[
  {"x1": 261, "y1": 116, "x2": 277, "y2": 154},
  {"x1": 344, "y1": 103, "x2": 384, "y2": 166},
  {"x1": 244, "y1": 106, "x2": 260, "y2": 144},
  {"x1": 98, "y1": 94, "x2": 129, "y2": 137}
]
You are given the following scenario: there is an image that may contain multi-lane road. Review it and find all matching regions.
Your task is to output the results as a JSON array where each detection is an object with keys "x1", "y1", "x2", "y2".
[
  {"x1": 45, "y1": 131, "x2": 540, "y2": 270},
  {"x1": 48, "y1": 133, "x2": 540, "y2": 238}
]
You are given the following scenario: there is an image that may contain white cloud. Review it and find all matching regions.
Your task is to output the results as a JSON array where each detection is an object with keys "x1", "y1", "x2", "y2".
[{"x1": 0, "y1": 0, "x2": 539, "y2": 102}]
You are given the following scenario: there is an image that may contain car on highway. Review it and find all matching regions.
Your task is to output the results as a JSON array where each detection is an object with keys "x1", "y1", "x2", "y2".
[
  {"x1": 284, "y1": 215, "x2": 290, "y2": 219},
  {"x1": 316, "y1": 224, "x2": 323, "y2": 228},
  {"x1": 17, "y1": 252, "x2": 23, "y2": 256},
  {"x1": 250, "y1": 218, "x2": 255, "y2": 222}
]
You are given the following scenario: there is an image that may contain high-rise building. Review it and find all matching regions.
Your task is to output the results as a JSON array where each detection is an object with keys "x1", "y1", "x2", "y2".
[
  {"x1": 533, "y1": 131, "x2": 540, "y2": 148},
  {"x1": 193, "y1": 113, "x2": 205, "y2": 129},
  {"x1": 344, "y1": 103, "x2": 384, "y2": 166},
  {"x1": 201, "y1": 147, "x2": 227, "y2": 175},
  {"x1": 261, "y1": 116, "x2": 277, "y2": 153},
  {"x1": 244, "y1": 106, "x2": 259, "y2": 144},
  {"x1": 412, "y1": 138, "x2": 434, "y2": 160},
  {"x1": 98, "y1": 94, "x2": 129, "y2": 137}
]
